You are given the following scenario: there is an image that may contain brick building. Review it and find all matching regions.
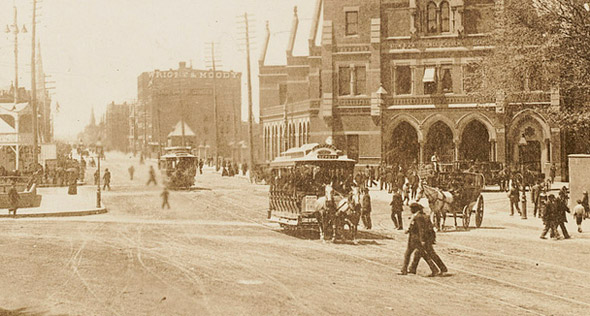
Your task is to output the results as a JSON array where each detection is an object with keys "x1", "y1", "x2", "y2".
[
  {"x1": 105, "y1": 101, "x2": 131, "y2": 152},
  {"x1": 136, "y1": 62, "x2": 244, "y2": 160},
  {"x1": 259, "y1": 0, "x2": 563, "y2": 179}
]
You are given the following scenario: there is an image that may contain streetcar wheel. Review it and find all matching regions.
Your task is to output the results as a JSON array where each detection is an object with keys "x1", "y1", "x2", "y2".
[
  {"x1": 475, "y1": 195, "x2": 484, "y2": 228},
  {"x1": 462, "y1": 205, "x2": 471, "y2": 229}
]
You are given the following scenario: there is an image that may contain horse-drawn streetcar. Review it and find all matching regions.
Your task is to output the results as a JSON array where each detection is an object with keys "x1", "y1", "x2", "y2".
[
  {"x1": 267, "y1": 143, "x2": 356, "y2": 232},
  {"x1": 418, "y1": 171, "x2": 485, "y2": 230},
  {"x1": 159, "y1": 147, "x2": 198, "y2": 189}
]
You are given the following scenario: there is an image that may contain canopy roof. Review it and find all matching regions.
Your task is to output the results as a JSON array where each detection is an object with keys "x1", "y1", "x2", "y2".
[
  {"x1": 0, "y1": 117, "x2": 15, "y2": 133},
  {"x1": 0, "y1": 102, "x2": 30, "y2": 115},
  {"x1": 168, "y1": 121, "x2": 196, "y2": 137}
]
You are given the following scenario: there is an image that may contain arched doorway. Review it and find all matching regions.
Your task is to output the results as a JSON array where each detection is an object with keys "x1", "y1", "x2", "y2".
[
  {"x1": 460, "y1": 120, "x2": 490, "y2": 162},
  {"x1": 425, "y1": 121, "x2": 454, "y2": 163},
  {"x1": 386, "y1": 121, "x2": 419, "y2": 167},
  {"x1": 509, "y1": 110, "x2": 551, "y2": 174}
]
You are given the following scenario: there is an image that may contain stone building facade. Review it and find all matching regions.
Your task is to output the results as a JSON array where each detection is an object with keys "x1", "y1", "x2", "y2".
[
  {"x1": 105, "y1": 101, "x2": 131, "y2": 152},
  {"x1": 259, "y1": 0, "x2": 562, "y2": 179},
  {"x1": 136, "y1": 62, "x2": 243, "y2": 160}
]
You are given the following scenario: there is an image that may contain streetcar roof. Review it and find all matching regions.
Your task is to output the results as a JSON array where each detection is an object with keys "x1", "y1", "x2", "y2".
[
  {"x1": 160, "y1": 153, "x2": 196, "y2": 159},
  {"x1": 160, "y1": 146, "x2": 196, "y2": 159},
  {"x1": 270, "y1": 143, "x2": 356, "y2": 167}
]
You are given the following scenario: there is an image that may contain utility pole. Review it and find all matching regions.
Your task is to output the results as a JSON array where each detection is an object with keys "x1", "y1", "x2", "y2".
[
  {"x1": 206, "y1": 42, "x2": 221, "y2": 171},
  {"x1": 178, "y1": 72, "x2": 186, "y2": 147},
  {"x1": 31, "y1": 0, "x2": 39, "y2": 164},
  {"x1": 238, "y1": 12, "x2": 256, "y2": 180},
  {"x1": 6, "y1": 4, "x2": 26, "y2": 104}
]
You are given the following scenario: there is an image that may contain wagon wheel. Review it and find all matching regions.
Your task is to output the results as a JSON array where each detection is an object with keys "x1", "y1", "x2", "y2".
[
  {"x1": 475, "y1": 194, "x2": 484, "y2": 228},
  {"x1": 462, "y1": 205, "x2": 471, "y2": 229}
]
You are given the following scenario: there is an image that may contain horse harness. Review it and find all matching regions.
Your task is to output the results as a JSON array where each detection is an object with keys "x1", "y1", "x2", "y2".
[{"x1": 423, "y1": 186, "x2": 453, "y2": 208}]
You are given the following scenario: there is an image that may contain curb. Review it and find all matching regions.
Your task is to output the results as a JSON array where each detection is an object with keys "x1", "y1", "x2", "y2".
[{"x1": 0, "y1": 207, "x2": 108, "y2": 219}]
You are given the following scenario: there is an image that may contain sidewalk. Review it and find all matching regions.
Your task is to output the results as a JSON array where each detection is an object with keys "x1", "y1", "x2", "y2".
[
  {"x1": 0, "y1": 185, "x2": 107, "y2": 218},
  {"x1": 366, "y1": 181, "x2": 575, "y2": 233}
]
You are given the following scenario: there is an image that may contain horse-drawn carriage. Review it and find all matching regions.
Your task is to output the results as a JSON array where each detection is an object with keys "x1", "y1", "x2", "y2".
[
  {"x1": 268, "y1": 143, "x2": 358, "y2": 240},
  {"x1": 418, "y1": 171, "x2": 485, "y2": 230},
  {"x1": 159, "y1": 147, "x2": 197, "y2": 189}
]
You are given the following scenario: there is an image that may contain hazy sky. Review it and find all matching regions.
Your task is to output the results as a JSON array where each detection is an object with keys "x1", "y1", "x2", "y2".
[{"x1": 0, "y1": 0, "x2": 315, "y2": 140}]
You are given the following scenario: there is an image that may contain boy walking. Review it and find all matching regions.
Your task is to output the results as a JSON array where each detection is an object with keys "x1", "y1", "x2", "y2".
[
  {"x1": 573, "y1": 199, "x2": 585, "y2": 233},
  {"x1": 161, "y1": 187, "x2": 170, "y2": 209}
]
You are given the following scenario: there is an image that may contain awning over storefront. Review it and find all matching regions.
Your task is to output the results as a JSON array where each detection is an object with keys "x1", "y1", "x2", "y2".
[{"x1": 423, "y1": 68, "x2": 436, "y2": 83}]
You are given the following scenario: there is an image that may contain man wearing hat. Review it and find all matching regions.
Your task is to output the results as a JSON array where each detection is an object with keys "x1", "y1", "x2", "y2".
[
  {"x1": 409, "y1": 205, "x2": 448, "y2": 275},
  {"x1": 582, "y1": 191, "x2": 589, "y2": 219},
  {"x1": 390, "y1": 189, "x2": 404, "y2": 230},
  {"x1": 360, "y1": 187, "x2": 372, "y2": 229},
  {"x1": 400, "y1": 203, "x2": 439, "y2": 276},
  {"x1": 540, "y1": 194, "x2": 558, "y2": 239},
  {"x1": 573, "y1": 199, "x2": 585, "y2": 233}
]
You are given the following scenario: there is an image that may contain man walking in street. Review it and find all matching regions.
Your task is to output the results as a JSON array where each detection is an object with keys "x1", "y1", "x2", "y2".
[
  {"x1": 400, "y1": 203, "x2": 439, "y2": 276},
  {"x1": 147, "y1": 166, "x2": 157, "y2": 186},
  {"x1": 541, "y1": 194, "x2": 558, "y2": 239},
  {"x1": 360, "y1": 188, "x2": 372, "y2": 229},
  {"x1": 549, "y1": 163, "x2": 556, "y2": 184},
  {"x1": 94, "y1": 169, "x2": 99, "y2": 186},
  {"x1": 390, "y1": 189, "x2": 403, "y2": 230},
  {"x1": 531, "y1": 181, "x2": 541, "y2": 218},
  {"x1": 161, "y1": 187, "x2": 170, "y2": 209},
  {"x1": 7, "y1": 183, "x2": 19, "y2": 216},
  {"x1": 555, "y1": 195, "x2": 571, "y2": 239},
  {"x1": 102, "y1": 168, "x2": 111, "y2": 191},
  {"x1": 509, "y1": 182, "x2": 520, "y2": 216},
  {"x1": 128, "y1": 165, "x2": 135, "y2": 181},
  {"x1": 582, "y1": 191, "x2": 589, "y2": 219},
  {"x1": 573, "y1": 199, "x2": 585, "y2": 233},
  {"x1": 409, "y1": 206, "x2": 448, "y2": 276}
]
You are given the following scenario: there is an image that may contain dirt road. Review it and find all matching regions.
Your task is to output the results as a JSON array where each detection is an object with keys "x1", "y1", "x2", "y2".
[{"x1": 0, "y1": 153, "x2": 587, "y2": 315}]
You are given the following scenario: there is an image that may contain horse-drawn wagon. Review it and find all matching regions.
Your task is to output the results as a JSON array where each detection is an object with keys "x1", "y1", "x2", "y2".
[
  {"x1": 418, "y1": 171, "x2": 485, "y2": 230},
  {"x1": 267, "y1": 143, "x2": 357, "y2": 239}
]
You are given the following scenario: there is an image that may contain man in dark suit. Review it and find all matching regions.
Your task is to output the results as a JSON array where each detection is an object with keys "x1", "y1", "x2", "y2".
[
  {"x1": 555, "y1": 196, "x2": 571, "y2": 239},
  {"x1": 390, "y1": 189, "x2": 404, "y2": 230},
  {"x1": 399, "y1": 203, "x2": 439, "y2": 277},
  {"x1": 531, "y1": 181, "x2": 542, "y2": 218},
  {"x1": 409, "y1": 207, "x2": 448, "y2": 275}
]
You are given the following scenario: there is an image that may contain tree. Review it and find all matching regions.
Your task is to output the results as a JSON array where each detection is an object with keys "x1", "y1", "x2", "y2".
[{"x1": 473, "y1": 0, "x2": 590, "y2": 153}]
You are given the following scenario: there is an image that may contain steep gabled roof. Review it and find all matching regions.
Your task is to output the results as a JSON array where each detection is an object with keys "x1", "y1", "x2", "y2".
[{"x1": 168, "y1": 121, "x2": 196, "y2": 137}]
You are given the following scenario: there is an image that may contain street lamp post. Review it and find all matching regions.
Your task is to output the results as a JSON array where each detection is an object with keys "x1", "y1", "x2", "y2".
[
  {"x1": 376, "y1": 84, "x2": 388, "y2": 166},
  {"x1": 96, "y1": 140, "x2": 102, "y2": 208},
  {"x1": 518, "y1": 134, "x2": 528, "y2": 219}
]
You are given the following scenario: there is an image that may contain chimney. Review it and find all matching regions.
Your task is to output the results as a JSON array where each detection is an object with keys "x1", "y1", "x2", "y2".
[
  {"x1": 286, "y1": 6, "x2": 299, "y2": 57},
  {"x1": 179, "y1": 61, "x2": 186, "y2": 69},
  {"x1": 259, "y1": 21, "x2": 271, "y2": 66}
]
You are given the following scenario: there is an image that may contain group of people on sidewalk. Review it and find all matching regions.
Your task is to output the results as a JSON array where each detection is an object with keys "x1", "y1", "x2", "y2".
[{"x1": 508, "y1": 173, "x2": 587, "y2": 238}]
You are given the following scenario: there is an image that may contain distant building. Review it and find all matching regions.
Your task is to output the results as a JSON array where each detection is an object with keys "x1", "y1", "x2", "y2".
[
  {"x1": 105, "y1": 101, "x2": 131, "y2": 152},
  {"x1": 135, "y1": 62, "x2": 244, "y2": 161}
]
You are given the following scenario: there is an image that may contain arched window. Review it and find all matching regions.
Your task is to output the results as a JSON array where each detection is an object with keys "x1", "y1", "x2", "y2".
[
  {"x1": 440, "y1": 2, "x2": 450, "y2": 32},
  {"x1": 427, "y1": 2, "x2": 437, "y2": 34}
]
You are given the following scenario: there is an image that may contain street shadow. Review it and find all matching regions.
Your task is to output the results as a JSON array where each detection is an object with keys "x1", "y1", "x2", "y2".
[
  {"x1": 0, "y1": 307, "x2": 68, "y2": 316},
  {"x1": 437, "y1": 226, "x2": 505, "y2": 233},
  {"x1": 475, "y1": 226, "x2": 505, "y2": 230},
  {"x1": 437, "y1": 273, "x2": 455, "y2": 278},
  {"x1": 280, "y1": 227, "x2": 392, "y2": 242}
]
